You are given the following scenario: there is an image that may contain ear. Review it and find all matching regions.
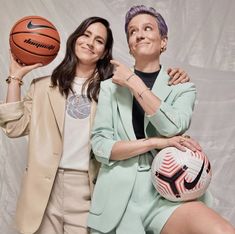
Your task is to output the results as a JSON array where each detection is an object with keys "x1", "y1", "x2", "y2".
[{"x1": 160, "y1": 37, "x2": 168, "y2": 50}]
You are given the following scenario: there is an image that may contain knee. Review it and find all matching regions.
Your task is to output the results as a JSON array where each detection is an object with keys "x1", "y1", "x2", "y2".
[{"x1": 212, "y1": 222, "x2": 235, "y2": 234}]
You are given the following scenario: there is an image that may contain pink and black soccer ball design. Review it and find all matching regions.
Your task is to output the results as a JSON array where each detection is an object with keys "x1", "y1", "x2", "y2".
[{"x1": 151, "y1": 147, "x2": 212, "y2": 202}]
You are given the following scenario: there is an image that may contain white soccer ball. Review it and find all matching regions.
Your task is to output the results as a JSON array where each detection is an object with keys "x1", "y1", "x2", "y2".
[{"x1": 151, "y1": 147, "x2": 212, "y2": 202}]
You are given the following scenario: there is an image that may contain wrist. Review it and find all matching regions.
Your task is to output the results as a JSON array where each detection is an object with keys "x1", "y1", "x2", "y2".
[
  {"x1": 152, "y1": 137, "x2": 167, "y2": 150},
  {"x1": 126, "y1": 74, "x2": 144, "y2": 91},
  {"x1": 126, "y1": 73, "x2": 135, "y2": 82},
  {"x1": 6, "y1": 75, "x2": 24, "y2": 86},
  {"x1": 144, "y1": 137, "x2": 156, "y2": 149},
  {"x1": 9, "y1": 73, "x2": 23, "y2": 80}
]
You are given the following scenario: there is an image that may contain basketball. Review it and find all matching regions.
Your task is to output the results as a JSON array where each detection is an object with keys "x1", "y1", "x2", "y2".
[
  {"x1": 9, "y1": 16, "x2": 60, "y2": 66},
  {"x1": 151, "y1": 147, "x2": 212, "y2": 202}
]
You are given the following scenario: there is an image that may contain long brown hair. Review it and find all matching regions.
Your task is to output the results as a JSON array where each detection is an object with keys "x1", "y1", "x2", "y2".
[{"x1": 51, "y1": 17, "x2": 114, "y2": 102}]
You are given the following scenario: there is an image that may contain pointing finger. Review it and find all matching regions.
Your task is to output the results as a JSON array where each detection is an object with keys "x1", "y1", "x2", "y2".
[{"x1": 110, "y1": 59, "x2": 121, "y2": 66}]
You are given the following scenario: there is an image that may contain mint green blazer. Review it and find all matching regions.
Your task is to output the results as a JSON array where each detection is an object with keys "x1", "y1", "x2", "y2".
[{"x1": 88, "y1": 67, "x2": 196, "y2": 232}]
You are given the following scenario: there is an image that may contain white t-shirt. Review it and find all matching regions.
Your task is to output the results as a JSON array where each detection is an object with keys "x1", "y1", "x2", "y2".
[{"x1": 59, "y1": 77, "x2": 91, "y2": 171}]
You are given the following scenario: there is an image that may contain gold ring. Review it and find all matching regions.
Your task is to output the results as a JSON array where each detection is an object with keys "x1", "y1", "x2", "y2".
[
  {"x1": 179, "y1": 138, "x2": 185, "y2": 143},
  {"x1": 183, "y1": 135, "x2": 190, "y2": 139}
]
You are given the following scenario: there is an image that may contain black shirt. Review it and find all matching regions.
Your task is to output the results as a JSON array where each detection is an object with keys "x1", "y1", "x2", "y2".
[{"x1": 132, "y1": 69, "x2": 160, "y2": 139}]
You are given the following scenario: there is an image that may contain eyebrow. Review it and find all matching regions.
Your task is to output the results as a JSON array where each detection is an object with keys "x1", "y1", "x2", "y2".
[
  {"x1": 85, "y1": 29, "x2": 106, "y2": 42},
  {"x1": 128, "y1": 22, "x2": 155, "y2": 31}
]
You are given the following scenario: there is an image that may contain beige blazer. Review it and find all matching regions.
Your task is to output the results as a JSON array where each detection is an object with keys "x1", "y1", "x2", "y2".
[{"x1": 0, "y1": 76, "x2": 100, "y2": 234}]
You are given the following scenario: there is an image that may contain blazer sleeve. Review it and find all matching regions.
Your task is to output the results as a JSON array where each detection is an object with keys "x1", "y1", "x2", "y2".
[
  {"x1": 147, "y1": 83, "x2": 196, "y2": 137},
  {"x1": 91, "y1": 81, "x2": 118, "y2": 166},
  {"x1": 0, "y1": 80, "x2": 35, "y2": 138}
]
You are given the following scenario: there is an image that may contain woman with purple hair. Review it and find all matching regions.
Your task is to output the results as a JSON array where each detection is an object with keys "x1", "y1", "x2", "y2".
[{"x1": 88, "y1": 5, "x2": 235, "y2": 234}]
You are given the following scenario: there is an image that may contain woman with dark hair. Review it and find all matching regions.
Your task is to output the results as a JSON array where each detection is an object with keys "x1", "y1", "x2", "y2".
[
  {"x1": 1, "y1": 15, "x2": 192, "y2": 234},
  {"x1": 0, "y1": 16, "x2": 113, "y2": 234},
  {"x1": 88, "y1": 5, "x2": 235, "y2": 234}
]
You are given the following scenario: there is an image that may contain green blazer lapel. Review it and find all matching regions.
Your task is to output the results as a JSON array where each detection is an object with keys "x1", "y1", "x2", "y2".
[
  {"x1": 90, "y1": 101, "x2": 97, "y2": 137},
  {"x1": 47, "y1": 84, "x2": 66, "y2": 136},
  {"x1": 151, "y1": 67, "x2": 173, "y2": 101},
  {"x1": 144, "y1": 67, "x2": 173, "y2": 130},
  {"x1": 116, "y1": 86, "x2": 136, "y2": 140}
]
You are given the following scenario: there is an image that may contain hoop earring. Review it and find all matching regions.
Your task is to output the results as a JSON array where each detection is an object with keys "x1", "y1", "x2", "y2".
[{"x1": 160, "y1": 47, "x2": 167, "y2": 53}]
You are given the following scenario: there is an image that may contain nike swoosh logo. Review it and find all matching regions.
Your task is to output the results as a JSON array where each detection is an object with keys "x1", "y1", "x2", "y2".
[
  {"x1": 184, "y1": 159, "x2": 205, "y2": 190},
  {"x1": 27, "y1": 21, "x2": 55, "y2": 30}
]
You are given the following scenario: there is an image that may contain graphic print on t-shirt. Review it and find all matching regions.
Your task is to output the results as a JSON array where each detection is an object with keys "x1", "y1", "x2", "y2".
[{"x1": 66, "y1": 94, "x2": 91, "y2": 119}]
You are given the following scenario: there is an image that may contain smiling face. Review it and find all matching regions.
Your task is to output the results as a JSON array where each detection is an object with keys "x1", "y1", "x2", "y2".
[
  {"x1": 75, "y1": 22, "x2": 107, "y2": 66},
  {"x1": 127, "y1": 14, "x2": 167, "y2": 61}
]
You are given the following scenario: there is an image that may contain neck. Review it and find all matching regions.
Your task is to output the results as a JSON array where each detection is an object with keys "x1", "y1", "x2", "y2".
[
  {"x1": 134, "y1": 57, "x2": 160, "y2": 72},
  {"x1": 76, "y1": 63, "x2": 96, "y2": 78}
]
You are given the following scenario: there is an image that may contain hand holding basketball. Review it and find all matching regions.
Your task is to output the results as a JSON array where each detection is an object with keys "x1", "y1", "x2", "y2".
[
  {"x1": 9, "y1": 52, "x2": 43, "y2": 80},
  {"x1": 9, "y1": 16, "x2": 60, "y2": 66}
]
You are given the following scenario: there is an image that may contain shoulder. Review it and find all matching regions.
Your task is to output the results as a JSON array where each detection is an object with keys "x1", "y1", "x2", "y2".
[
  {"x1": 30, "y1": 76, "x2": 52, "y2": 92},
  {"x1": 173, "y1": 82, "x2": 196, "y2": 92},
  {"x1": 160, "y1": 66, "x2": 196, "y2": 89},
  {"x1": 26, "y1": 76, "x2": 52, "y2": 96},
  {"x1": 100, "y1": 78, "x2": 118, "y2": 91},
  {"x1": 32, "y1": 75, "x2": 51, "y2": 86}
]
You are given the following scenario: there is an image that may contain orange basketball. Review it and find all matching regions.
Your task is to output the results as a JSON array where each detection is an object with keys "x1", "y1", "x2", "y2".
[{"x1": 9, "y1": 16, "x2": 60, "y2": 66}]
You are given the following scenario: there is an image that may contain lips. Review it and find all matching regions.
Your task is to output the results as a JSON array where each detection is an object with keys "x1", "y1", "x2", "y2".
[
  {"x1": 136, "y1": 42, "x2": 149, "y2": 47},
  {"x1": 81, "y1": 47, "x2": 95, "y2": 54}
]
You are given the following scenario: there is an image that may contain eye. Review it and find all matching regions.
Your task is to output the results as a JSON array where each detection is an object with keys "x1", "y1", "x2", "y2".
[
  {"x1": 145, "y1": 26, "x2": 152, "y2": 31},
  {"x1": 96, "y1": 39, "x2": 104, "y2": 45},
  {"x1": 129, "y1": 29, "x2": 137, "y2": 36},
  {"x1": 83, "y1": 33, "x2": 89, "y2": 37}
]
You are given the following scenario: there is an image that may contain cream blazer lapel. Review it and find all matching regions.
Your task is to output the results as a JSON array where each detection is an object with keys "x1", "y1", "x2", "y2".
[{"x1": 47, "y1": 85, "x2": 66, "y2": 136}]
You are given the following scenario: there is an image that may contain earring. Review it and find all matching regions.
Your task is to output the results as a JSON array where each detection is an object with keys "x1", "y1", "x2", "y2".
[{"x1": 160, "y1": 47, "x2": 167, "y2": 53}]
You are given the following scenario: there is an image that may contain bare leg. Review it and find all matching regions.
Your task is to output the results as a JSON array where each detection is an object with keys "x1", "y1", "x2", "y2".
[{"x1": 161, "y1": 201, "x2": 235, "y2": 234}]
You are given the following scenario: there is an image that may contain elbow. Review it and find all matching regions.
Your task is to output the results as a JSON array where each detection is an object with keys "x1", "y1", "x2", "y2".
[
  {"x1": 157, "y1": 122, "x2": 190, "y2": 137},
  {"x1": 4, "y1": 123, "x2": 28, "y2": 138},
  {"x1": 91, "y1": 137, "x2": 117, "y2": 166}
]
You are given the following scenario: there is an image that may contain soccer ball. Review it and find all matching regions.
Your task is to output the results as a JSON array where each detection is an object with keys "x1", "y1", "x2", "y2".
[{"x1": 151, "y1": 147, "x2": 212, "y2": 202}]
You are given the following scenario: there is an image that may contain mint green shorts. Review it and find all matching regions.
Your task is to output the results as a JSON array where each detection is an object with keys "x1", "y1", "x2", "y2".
[{"x1": 91, "y1": 167, "x2": 212, "y2": 234}]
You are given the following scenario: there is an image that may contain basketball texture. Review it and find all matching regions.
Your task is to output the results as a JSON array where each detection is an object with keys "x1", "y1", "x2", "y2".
[
  {"x1": 151, "y1": 147, "x2": 212, "y2": 202},
  {"x1": 9, "y1": 16, "x2": 60, "y2": 65}
]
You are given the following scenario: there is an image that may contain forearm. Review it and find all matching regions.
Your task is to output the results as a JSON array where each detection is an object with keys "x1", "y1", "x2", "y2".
[
  {"x1": 6, "y1": 80, "x2": 22, "y2": 103},
  {"x1": 127, "y1": 75, "x2": 161, "y2": 115},
  {"x1": 111, "y1": 137, "x2": 166, "y2": 160},
  {"x1": 6, "y1": 53, "x2": 42, "y2": 103}
]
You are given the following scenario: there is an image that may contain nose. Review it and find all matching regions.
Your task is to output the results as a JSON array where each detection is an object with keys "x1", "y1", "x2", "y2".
[
  {"x1": 136, "y1": 30, "x2": 145, "y2": 42},
  {"x1": 86, "y1": 37, "x2": 94, "y2": 48}
]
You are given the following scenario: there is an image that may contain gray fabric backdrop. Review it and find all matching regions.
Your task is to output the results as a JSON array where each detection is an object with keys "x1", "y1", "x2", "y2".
[{"x1": 0, "y1": 0, "x2": 234, "y2": 233}]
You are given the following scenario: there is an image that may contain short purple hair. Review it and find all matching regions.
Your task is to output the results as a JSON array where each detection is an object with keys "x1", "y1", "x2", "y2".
[{"x1": 125, "y1": 5, "x2": 168, "y2": 39}]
